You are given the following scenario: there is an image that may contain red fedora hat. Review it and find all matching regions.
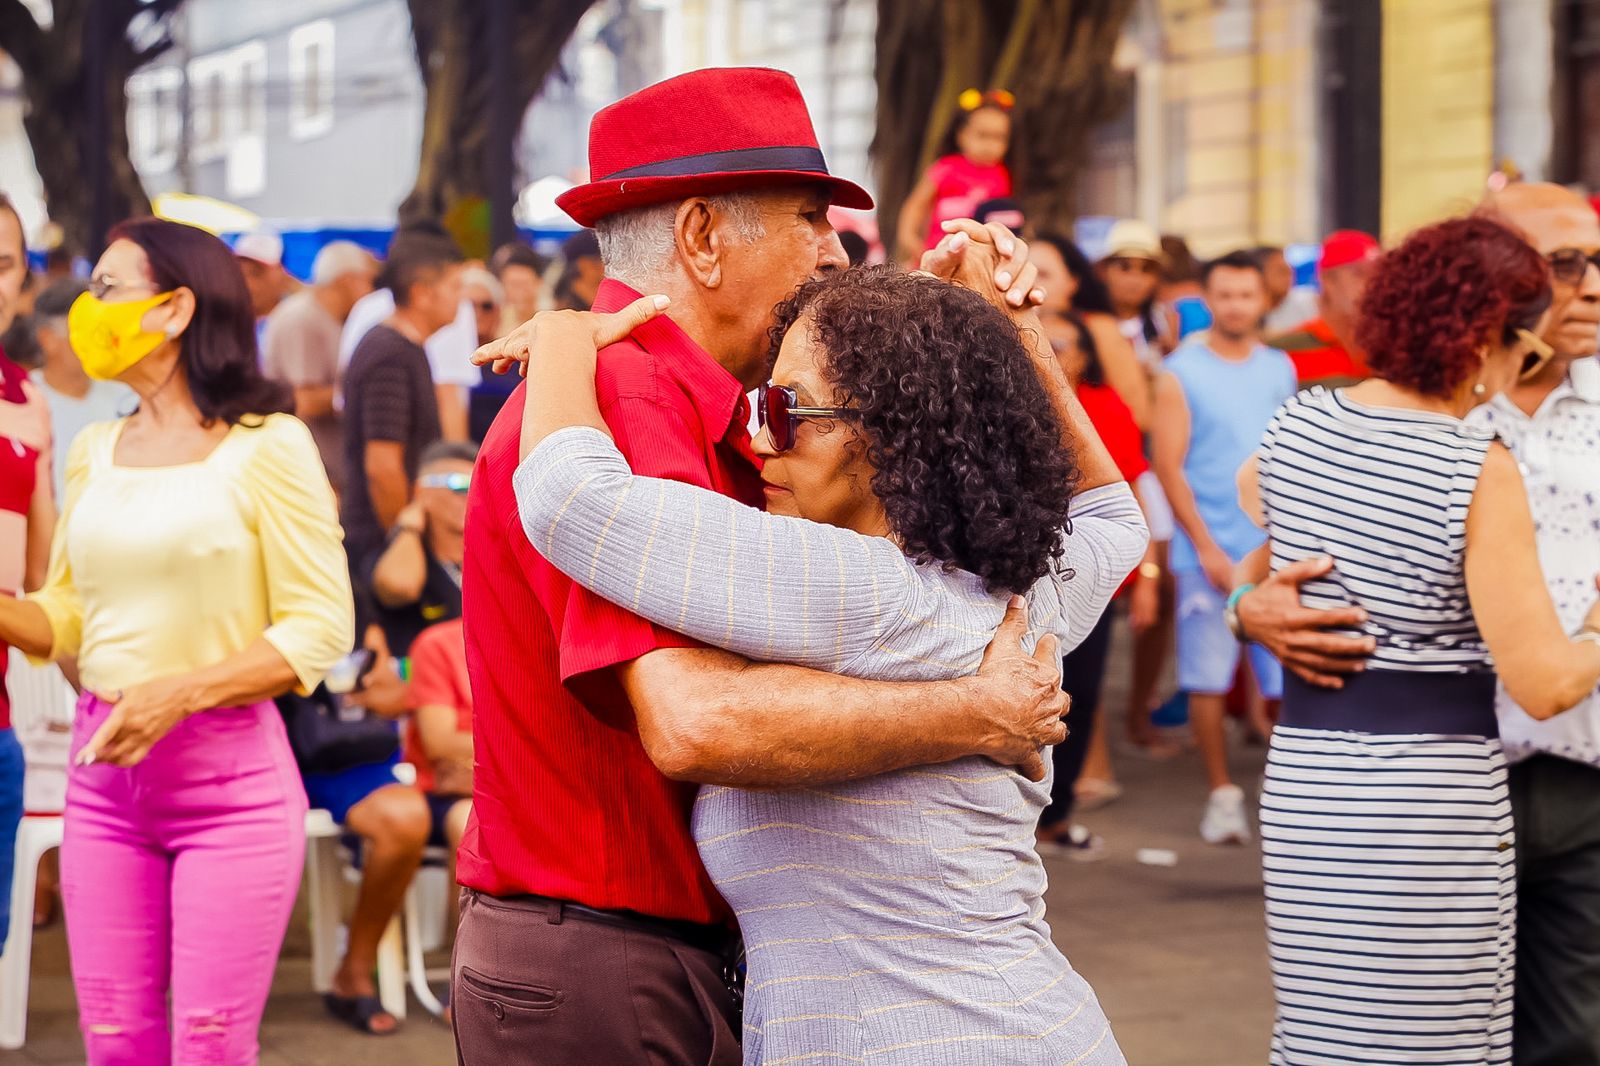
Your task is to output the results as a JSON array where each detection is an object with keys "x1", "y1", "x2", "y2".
[{"x1": 556, "y1": 67, "x2": 874, "y2": 228}]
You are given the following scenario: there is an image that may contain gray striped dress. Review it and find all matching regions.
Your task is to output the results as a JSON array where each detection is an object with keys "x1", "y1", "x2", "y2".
[
  {"x1": 515, "y1": 426, "x2": 1148, "y2": 1065},
  {"x1": 1256, "y1": 389, "x2": 1513, "y2": 1065}
]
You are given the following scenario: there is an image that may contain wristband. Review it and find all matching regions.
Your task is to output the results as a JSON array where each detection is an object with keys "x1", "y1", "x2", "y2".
[{"x1": 1223, "y1": 583, "x2": 1255, "y2": 642}]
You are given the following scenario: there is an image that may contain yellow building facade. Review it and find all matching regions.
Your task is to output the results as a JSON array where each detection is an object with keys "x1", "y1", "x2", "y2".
[
  {"x1": 1102, "y1": 0, "x2": 1500, "y2": 253},
  {"x1": 1380, "y1": 0, "x2": 1495, "y2": 238},
  {"x1": 1147, "y1": 0, "x2": 1321, "y2": 255}
]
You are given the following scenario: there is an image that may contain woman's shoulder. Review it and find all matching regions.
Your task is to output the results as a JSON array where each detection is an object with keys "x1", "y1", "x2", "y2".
[
  {"x1": 882, "y1": 559, "x2": 1009, "y2": 658},
  {"x1": 67, "y1": 418, "x2": 123, "y2": 455},
  {"x1": 229, "y1": 413, "x2": 323, "y2": 475},
  {"x1": 239, "y1": 411, "x2": 317, "y2": 446}
]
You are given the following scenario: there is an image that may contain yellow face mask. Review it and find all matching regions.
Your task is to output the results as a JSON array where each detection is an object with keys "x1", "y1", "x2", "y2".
[{"x1": 67, "y1": 290, "x2": 175, "y2": 381}]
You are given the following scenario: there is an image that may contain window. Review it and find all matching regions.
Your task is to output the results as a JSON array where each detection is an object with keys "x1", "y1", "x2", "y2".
[
  {"x1": 235, "y1": 41, "x2": 266, "y2": 140},
  {"x1": 227, "y1": 41, "x2": 267, "y2": 198},
  {"x1": 188, "y1": 40, "x2": 267, "y2": 195},
  {"x1": 187, "y1": 54, "x2": 229, "y2": 161},
  {"x1": 1552, "y1": 1, "x2": 1600, "y2": 188},
  {"x1": 128, "y1": 65, "x2": 182, "y2": 173},
  {"x1": 289, "y1": 19, "x2": 335, "y2": 140}
]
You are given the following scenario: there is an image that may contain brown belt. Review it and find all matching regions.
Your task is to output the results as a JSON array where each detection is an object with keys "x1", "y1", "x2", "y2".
[{"x1": 491, "y1": 892, "x2": 735, "y2": 956}]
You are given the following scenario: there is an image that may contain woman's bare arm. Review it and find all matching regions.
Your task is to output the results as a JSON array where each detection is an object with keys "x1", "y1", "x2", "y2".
[
  {"x1": 0, "y1": 596, "x2": 54, "y2": 659},
  {"x1": 1467, "y1": 443, "x2": 1600, "y2": 719},
  {"x1": 1085, "y1": 313, "x2": 1151, "y2": 429},
  {"x1": 1238, "y1": 453, "x2": 1264, "y2": 529}
]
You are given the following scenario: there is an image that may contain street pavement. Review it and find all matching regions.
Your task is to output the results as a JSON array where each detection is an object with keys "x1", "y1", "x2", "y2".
[{"x1": 1, "y1": 617, "x2": 1275, "y2": 1064}]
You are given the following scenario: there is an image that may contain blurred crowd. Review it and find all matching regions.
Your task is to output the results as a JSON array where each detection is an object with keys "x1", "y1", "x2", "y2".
[{"x1": 0, "y1": 62, "x2": 1598, "y2": 1066}]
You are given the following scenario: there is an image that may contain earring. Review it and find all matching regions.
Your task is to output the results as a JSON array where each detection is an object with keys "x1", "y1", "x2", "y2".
[
  {"x1": 1472, "y1": 382, "x2": 1488, "y2": 398},
  {"x1": 164, "y1": 324, "x2": 178, "y2": 338}
]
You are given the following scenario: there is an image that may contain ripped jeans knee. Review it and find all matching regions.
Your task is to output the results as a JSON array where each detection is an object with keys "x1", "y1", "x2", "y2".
[
  {"x1": 175, "y1": 1009, "x2": 236, "y2": 1066},
  {"x1": 76, "y1": 974, "x2": 168, "y2": 1065}
]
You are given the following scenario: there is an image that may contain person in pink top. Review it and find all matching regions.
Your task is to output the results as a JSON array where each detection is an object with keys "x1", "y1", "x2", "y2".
[{"x1": 896, "y1": 89, "x2": 1014, "y2": 262}]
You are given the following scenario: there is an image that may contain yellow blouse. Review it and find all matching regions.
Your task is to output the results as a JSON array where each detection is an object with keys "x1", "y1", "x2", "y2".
[{"x1": 28, "y1": 413, "x2": 354, "y2": 696}]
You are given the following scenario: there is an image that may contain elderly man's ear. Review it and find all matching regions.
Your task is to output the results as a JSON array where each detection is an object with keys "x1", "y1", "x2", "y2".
[{"x1": 675, "y1": 198, "x2": 724, "y2": 289}]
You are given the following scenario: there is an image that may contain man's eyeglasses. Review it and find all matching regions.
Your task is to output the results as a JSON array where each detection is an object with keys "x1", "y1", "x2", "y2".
[
  {"x1": 420, "y1": 472, "x2": 471, "y2": 494},
  {"x1": 757, "y1": 384, "x2": 857, "y2": 452},
  {"x1": 1547, "y1": 248, "x2": 1600, "y2": 286}
]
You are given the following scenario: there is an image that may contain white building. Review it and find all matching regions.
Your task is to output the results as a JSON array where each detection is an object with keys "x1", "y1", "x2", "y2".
[{"x1": 115, "y1": 0, "x2": 880, "y2": 229}]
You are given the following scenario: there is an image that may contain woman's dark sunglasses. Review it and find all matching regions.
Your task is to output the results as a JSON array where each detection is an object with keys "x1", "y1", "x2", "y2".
[
  {"x1": 1548, "y1": 248, "x2": 1600, "y2": 285},
  {"x1": 757, "y1": 384, "x2": 856, "y2": 452}
]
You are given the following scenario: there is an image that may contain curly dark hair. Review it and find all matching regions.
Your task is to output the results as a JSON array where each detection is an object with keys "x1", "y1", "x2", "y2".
[
  {"x1": 767, "y1": 267, "x2": 1078, "y2": 595},
  {"x1": 1357, "y1": 216, "x2": 1551, "y2": 399}
]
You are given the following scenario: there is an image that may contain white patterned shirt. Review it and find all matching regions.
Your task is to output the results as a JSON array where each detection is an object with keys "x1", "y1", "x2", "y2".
[{"x1": 1473, "y1": 357, "x2": 1600, "y2": 765}]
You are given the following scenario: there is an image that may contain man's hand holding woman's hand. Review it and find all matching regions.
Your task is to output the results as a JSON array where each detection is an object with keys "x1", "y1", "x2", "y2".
[
  {"x1": 920, "y1": 219, "x2": 1047, "y2": 311},
  {"x1": 471, "y1": 295, "x2": 672, "y2": 378}
]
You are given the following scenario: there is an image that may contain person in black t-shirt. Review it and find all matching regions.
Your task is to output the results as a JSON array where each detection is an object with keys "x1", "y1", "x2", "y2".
[
  {"x1": 365, "y1": 440, "x2": 473, "y2": 659},
  {"x1": 341, "y1": 230, "x2": 464, "y2": 571}
]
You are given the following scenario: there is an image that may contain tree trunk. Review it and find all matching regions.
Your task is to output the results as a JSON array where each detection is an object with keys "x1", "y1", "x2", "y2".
[
  {"x1": 873, "y1": 0, "x2": 1136, "y2": 243},
  {"x1": 401, "y1": 0, "x2": 599, "y2": 249},
  {"x1": 0, "y1": 0, "x2": 179, "y2": 257}
]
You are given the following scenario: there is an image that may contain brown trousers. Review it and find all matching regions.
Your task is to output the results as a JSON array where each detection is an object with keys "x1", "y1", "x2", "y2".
[{"x1": 452, "y1": 890, "x2": 742, "y2": 1066}]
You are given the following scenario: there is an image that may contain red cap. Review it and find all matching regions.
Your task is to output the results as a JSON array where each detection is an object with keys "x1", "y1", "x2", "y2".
[
  {"x1": 1318, "y1": 230, "x2": 1381, "y2": 275},
  {"x1": 557, "y1": 68, "x2": 874, "y2": 228}
]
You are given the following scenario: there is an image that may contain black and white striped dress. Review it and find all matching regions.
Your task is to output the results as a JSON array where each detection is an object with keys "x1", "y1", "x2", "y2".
[{"x1": 1256, "y1": 389, "x2": 1513, "y2": 1065}]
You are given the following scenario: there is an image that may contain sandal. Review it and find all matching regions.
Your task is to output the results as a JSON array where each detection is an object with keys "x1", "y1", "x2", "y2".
[
  {"x1": 323, "y1": 992, "x2": 399, "y2": 1036},
  {"x1": 1036, "y1": 824, "x2": 1107, "y2": 863}
]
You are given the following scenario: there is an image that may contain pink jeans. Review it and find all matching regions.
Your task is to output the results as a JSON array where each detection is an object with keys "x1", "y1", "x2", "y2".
[{"x1": 62, "y1": 693, "x2": 307, "y2": 1065}]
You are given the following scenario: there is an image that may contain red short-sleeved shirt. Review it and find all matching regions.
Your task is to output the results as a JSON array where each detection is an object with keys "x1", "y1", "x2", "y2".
[
  {"x1": 1270, "y1": 316, "x2": 1370, "y2": 388},
  {"x1": 1076, "y1": 382, "x2": 1147, "y2": 598},
  {"x1": 404, "y1": 618, "x2": 472, "y2": 795},
  {"x1": 458, "y1": 280, "x2": 763, "y2": 924},
  {"x1": 1075, "y1": 383, "x2": 1148, "y2": 486},
  {"x1": 0, "y1": 355, "x2": 49, "y2": 732}
]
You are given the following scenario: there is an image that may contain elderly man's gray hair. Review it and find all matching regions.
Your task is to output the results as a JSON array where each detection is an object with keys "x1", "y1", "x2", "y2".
[
  {"x1": 594, "y1": 193, "x2": 768, "y2": 289},
  {"x1": 310, "y1": 240, "x2": 374, "y2": 286}
]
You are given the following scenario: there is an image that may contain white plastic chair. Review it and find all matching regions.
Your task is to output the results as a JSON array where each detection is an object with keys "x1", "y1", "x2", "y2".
[
  {"x1": 0, "y1": 652, "x2": 76, "y2": 1050},
  {"x1": 303, "y1": 807, "x2": 451, "y2": 1021},
  {"x1": 0, "y1": 814, "x2": 63, "y2": 1050},
  {"x1": 404, "y1": 855, "x2": 451, "y2": 1017},
  {"x1": 8, "y1": 652, "x2": 72, "y2": 815}
]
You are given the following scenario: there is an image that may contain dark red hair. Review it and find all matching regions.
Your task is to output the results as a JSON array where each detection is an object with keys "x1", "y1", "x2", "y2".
[
  {"x1": 109, "y1": 217, "x2": 290, "y2": 425},
  {"x1": 1357, "y1": 216, "x2": 1550, "y2": 399}
]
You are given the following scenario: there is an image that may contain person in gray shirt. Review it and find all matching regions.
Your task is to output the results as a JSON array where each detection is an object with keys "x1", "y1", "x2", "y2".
[{"x1": 27, "y1": 277, "x2": 132, "y2": 503}]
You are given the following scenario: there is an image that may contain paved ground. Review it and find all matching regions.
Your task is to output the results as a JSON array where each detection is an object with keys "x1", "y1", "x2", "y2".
[{"x1": 1, "y1": 619, "x2": 1276, "y2": 1064}]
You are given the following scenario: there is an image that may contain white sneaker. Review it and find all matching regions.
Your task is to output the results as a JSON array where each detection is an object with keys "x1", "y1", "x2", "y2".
[{"x1": 1199, "y1": 784, "x2": 1251, "y2": 845}]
